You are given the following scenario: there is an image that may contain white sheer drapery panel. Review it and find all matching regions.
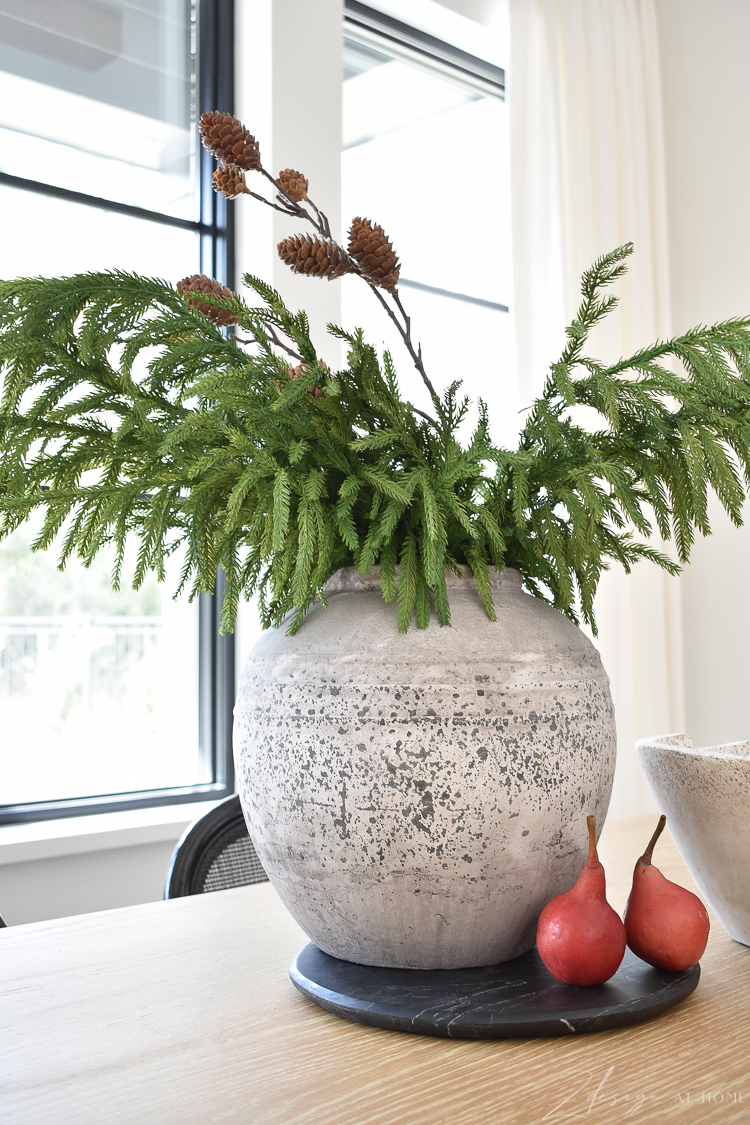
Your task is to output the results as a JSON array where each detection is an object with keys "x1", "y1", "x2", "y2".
[
  {"x1": 509, "y1": 0, "x2": 684, "y2": 817},
  {"x1": 508, "y1": 0, "x2": 566, "y2": 407}
]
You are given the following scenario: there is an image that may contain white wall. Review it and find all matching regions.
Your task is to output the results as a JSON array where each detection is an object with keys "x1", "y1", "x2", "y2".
[
  {"x1": 656, "y1": 0, "x2": 750, "y2": 749},
  {"x1": 0, "y1": 841, "x2": 176, "y2": 926},
  {"x1": 0, "y1": 803, "x2": 218, "y2": 926},
  {"x1": 235, "y1": 0, "x2": 343, "y2": 363}
]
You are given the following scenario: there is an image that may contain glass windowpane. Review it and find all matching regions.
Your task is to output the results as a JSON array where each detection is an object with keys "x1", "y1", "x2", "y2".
[
  {"x1": 341, "y1": 34, "x2": 518, "y2": 446},
  {"x1": 0, "y1": 184, "x2": 199, "y2": 277},
  {"x1": 0, "y1": 517, "x2": 202, "y2": 805},
  {"x1": 0, "y1": 0, "x2": 197, "y2": 219},
  {"x1": 0, "y1": 185, "x2": 204, "y2": 802}
]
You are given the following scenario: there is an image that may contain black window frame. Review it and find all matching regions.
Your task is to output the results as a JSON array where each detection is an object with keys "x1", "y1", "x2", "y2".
[
  {"x1": 344, "y1": 1, "x2": 505, "y2": 98},
  {"x1": 0, "y1": 0, "x2": 237, "y2": 826}
]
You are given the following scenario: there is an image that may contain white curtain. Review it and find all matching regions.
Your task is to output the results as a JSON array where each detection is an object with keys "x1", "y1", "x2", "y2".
[{"x1": 509, "y1": 0, "x2": 685, "y2": 817}]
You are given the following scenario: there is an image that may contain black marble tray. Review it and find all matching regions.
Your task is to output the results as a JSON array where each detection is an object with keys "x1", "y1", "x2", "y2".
[{"x1": 289, "y1": 943, "x2": 700, "y2": 1039}]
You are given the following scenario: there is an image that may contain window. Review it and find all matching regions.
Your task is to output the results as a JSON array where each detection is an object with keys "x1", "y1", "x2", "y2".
[
  {"x1": 341, "y1": 2, "x2": 516, "y2": 447},
  {"x1": 0, "y1": 0, "x2": 235, "y2": 824}
]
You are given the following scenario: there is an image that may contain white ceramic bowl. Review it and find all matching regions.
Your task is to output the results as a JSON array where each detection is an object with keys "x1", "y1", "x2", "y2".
[{"x1": 637, "y1": 733, "x2": 750, "y2": 945}]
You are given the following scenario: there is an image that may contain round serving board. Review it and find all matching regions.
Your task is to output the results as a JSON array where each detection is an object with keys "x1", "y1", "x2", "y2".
[{"x1": 289, "y1": 943, "x2": 700, "y2": 1039}]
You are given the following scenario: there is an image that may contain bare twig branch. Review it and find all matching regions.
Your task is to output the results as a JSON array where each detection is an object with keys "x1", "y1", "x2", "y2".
[
  {"x1": 411, "y1": 404, "x2": 440, "y2": 428},
  {"x1": 307, "y1": 198, "x2": 331, "y2": 239},
  {"x1": 368, "y1": 285, "x2": 442, "y2": 411},
  {"x1": 245, "y1": 188, "x2": 298, "y2": 218},
  {"x1": 213, "y1": 142, "x2": 440, "y2": 420},
  {"x1": 266, "y1": 325, "x2": 305, "y2": 362},
  {"x1": 260, "y1": 169, "x2": 333, "y2": 239},
  {"x1": 233, "y1": 327, "x2": 304, "y2": 363}
]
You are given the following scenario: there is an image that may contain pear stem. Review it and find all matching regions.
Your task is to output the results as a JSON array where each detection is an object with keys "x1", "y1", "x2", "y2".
[
  {"x1": 641, "y1": 814, "x2": 667, "y2": 865},
  {"x1": 586, "y1": 815, "x2": 598, "y2": 863}
]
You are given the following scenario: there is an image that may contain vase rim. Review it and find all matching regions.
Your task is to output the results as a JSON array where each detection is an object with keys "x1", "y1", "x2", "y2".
[{"x1": 323, "y1": 566, "x2": 524, "y2": 596}]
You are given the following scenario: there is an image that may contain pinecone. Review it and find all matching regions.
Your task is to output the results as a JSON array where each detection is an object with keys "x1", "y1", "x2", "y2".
[
  {"x1": 199, "y1": 112, "x2": 261, "y2": 172},
  {"x1": 287, "y1": 361, "x2": 327, "y2": 397},
  {"x1": 276, "y1": 168, "x2": 309, "y2": 203},
  {"x1": 177, "y1": 275, "x2": 237, "y2": 326},
  {"x1": 212, "y1": 165, "x2": 251, "y2": 199},
  {"x1": 277, "y1": 235, "x2": 354, "y2": 281},
  {"x1": 348, "y1": 217, "x2": 400, "y2": 292}
]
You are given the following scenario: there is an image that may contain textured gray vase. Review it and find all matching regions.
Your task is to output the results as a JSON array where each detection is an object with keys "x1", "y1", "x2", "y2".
[
  {"x1": 234, "y1": 567, "x2": 617, "y2": 969},
  {"x1": 637, "y1": 733, "x2": 750, "y2": 946}
]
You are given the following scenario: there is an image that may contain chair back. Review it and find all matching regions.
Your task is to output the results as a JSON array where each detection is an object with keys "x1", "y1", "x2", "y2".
[{"x1": 165, "y1": 795, "x2": 268, "y2": 898}]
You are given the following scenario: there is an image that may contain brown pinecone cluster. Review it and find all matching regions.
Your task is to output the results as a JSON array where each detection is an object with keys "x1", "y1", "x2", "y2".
[
  {"x1": 277, "y1": 234, "x2": 354, "y2": 281},
  {"x1": 276, "y1": 168, "x2": 308, "y2": 203},
  {"x1": 288, "y1": 362, "x2": 325, "y2": 398},
  {"x1": 177, "y1": 275, "x2": 237, "y2": 326},
  {"x1": 348, "y1": 217, "x2": 400, "y2": 292},
  {"x1": 212, "y1": 165, "x2": 250, "y2": 199},
  {"x1": 199, "y1": 112, "x2": 261, "y2": 172},
  {"x1": 199, "y1": 111, "x2": 402, "y2": 302}
]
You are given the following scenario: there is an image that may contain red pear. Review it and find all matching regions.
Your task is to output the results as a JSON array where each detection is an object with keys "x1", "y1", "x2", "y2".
[
  {"x1": 536, "y1": 816, "x2": 626, "y2": 986},
  {"x1": 624, "y1": 815, "x2": 709, "y2": 971}
]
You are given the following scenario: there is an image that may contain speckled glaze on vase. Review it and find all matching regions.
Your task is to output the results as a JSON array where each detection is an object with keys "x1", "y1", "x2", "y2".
[
  {"x1": 234, "y1": 567, "x2": 617, "y2": 969},
  {"x1": 637, "y1": 733, "x2": 750, "y2": 946}
]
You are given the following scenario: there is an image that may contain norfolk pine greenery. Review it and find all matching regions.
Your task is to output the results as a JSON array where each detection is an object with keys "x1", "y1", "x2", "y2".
[{"x1": 3, "y1": 243, "x2": 750, "y2": 635}]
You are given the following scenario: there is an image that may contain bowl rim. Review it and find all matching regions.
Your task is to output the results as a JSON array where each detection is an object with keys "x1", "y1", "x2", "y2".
[{"x1": 636, "y1": 732, "x2": 750, "y2": 762}]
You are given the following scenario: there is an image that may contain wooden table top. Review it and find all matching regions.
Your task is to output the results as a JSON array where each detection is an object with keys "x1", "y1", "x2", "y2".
[{"x1": 2, "y1": 815, "x2": 749, "y2": 1125}]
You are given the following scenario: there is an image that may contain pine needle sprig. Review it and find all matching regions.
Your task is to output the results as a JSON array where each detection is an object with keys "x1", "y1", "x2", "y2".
[
  {"x1": 4, "y1": 246, "x2": 750, "y2": 634},
  {"x1": 497, "y1": 245, "x2": 750, "y2": 627}
]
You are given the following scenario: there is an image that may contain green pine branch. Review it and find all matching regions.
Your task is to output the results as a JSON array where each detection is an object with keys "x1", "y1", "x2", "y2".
[{"x1": 3, "y1": 246, "x2": 750, "y2": 635}]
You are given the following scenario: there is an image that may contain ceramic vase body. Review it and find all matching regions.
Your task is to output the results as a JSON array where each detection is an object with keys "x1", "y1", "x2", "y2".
[
  {"x1": 637, "y1": 733, "x2": 750, "y2": 946},
  {"x1": 234, "y1": 568, "x2": 616, "y2": 969}
]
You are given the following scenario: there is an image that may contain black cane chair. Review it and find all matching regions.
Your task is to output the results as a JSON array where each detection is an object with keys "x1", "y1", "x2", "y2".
[{"x1": 164, "y1": 794, "x2": 269, "y2": 899}]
